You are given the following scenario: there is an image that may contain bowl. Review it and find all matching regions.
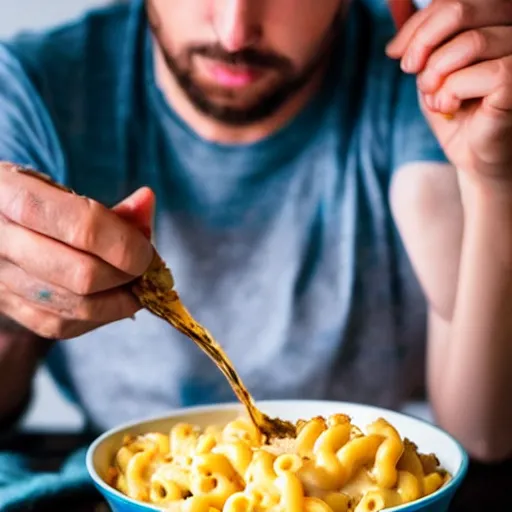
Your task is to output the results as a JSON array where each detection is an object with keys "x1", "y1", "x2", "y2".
[{"x1": 86, "y1": 400, "x2": 469, "y2": 512}]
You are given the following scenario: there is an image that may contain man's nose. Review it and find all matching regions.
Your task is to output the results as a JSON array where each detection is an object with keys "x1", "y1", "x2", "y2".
[{"x1": 212, "y1": 0, "x2": 261, "y2": 52}]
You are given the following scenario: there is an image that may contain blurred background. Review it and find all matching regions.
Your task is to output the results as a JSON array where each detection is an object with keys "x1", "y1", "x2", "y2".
[
  {"x1": 0, "y1": 0, "x2": 111, "y2": 38},
  {"x1": 2, "y1": 0, "x2": 432, "y2": 433}
]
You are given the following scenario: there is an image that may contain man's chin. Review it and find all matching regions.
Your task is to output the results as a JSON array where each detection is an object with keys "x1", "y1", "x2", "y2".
[
  {"x1": 178, "y1": 76, "x2": 301, "y2": 125},
  {"x1": 200, "y1": 98, "x2": 262, "y2": 113},
  {"x1": 185, "y1": 91, "x2": 274, "y2": 123},
  {"x1": 192, "y1": 79, "x2": 271, "y2": 102},
  {"x1": 192, "y1": 104, "x2": 267, "y2": 125}
]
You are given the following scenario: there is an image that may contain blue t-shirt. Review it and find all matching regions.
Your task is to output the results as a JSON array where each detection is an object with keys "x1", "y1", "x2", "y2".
[{"x1": 0, "y1": 0, "x2": 446, "y2": 431}]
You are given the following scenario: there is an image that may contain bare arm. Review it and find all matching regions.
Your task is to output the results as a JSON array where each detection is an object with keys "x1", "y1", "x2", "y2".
[
  {"x1": 0, "y1": 47, "x2": 155, "y2": 427},
  {"x1": 0, "y1": 318, "x2": 51, "y2": 426},
  {"x1": 0, "y1": 163, "x2": 156, "y2": 430},
  {"x1": 391, "y1": 162, "x2": 512, "y2": 463}
]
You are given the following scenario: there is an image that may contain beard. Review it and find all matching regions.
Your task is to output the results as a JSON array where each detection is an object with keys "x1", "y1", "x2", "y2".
[{"x1": 145, "y1": 1, "x2": 342, "y2": 126}]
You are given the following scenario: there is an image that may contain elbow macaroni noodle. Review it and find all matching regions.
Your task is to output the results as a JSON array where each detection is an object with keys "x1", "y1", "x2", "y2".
[{"x1": 108, "y1": 414, "x2": 450, "y2": 511}]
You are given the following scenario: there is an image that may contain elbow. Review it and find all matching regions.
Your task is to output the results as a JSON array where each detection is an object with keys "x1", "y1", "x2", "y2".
[
  {"x1": 431, "y1": 401, "x2": 512, "y2": 464},
  {"x1": 462, "y1": 439, "x2": 512, "y2": 465},
  {"x1": 434, "y1": 412, "x2": 512, "y2": 464}
]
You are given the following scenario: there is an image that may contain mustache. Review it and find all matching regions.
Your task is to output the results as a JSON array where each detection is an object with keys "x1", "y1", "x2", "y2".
[{"x1": 188, "y1": 44, "x2": 291, "y2": 70}]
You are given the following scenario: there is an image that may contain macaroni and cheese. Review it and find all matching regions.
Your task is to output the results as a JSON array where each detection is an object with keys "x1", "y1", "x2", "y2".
[{"x1": 107, "y1": 414, "x2": 449, "y2": 511}]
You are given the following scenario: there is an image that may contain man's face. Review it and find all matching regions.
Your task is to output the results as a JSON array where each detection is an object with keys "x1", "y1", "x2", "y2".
[{"x1": 147, "y1": 0, "x2": 345, "y2": 125}]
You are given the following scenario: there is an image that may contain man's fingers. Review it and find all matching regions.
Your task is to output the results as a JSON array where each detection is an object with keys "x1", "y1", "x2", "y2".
[
  {"x1": 0, "y1": 168, "x2": 153, "y2": 275},
  {"x1": 393, "y1": 0, "x2": 512, "y2": 74},
  {"x1": 424, "y1": 56, "x2": 512, "y2": 114},
  {"x1": 112, "y1": 186, "x2": 155, "y2": 240},
  {"x1": 0, "y1": 257, "x2": 141, "y2": 322},
  {"x1": 418, "y1": 26, "x2": 512, "y2": 93},
  {"x1": 0, "y1": 214, "x2": 134, "y2": 295},
  {"x1": 0, "y1": 286, "x2": 103, "y2": 340},
  {"x1": 387, "y1": 1, "x2": 428, "y2": 57}
]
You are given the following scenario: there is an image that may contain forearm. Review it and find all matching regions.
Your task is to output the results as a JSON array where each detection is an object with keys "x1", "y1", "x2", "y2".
[
  {"x1": 0, "y1": 316, "x2": 51, "y2": 427},
  {"x1": 430, "y1": 174, "x2": 512, "y2": 462}
]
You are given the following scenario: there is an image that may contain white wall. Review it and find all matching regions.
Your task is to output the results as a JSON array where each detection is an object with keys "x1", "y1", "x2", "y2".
[{"x1": 0, "y1": 0, "x2": 110, "y2": 38}]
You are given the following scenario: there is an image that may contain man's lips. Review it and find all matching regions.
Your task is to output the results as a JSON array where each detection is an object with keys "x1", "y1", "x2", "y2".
[{"x1": 201, "y1": 60, "x2": 264, "y2": 88}]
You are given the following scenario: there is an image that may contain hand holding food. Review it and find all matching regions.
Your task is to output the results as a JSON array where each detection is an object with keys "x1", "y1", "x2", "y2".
[{"x1": 0, "y1": 164, "x2": 154, "y2": 339}]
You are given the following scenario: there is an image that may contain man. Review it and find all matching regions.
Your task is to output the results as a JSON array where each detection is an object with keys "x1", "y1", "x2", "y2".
[{"x1": 0, "y1": 0, "x2": 511, "y2": 462}]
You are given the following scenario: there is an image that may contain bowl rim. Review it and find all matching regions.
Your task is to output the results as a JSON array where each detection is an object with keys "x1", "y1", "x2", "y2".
[{"x1": 86, "y1": 399, "x2": 469, "y2": 511}]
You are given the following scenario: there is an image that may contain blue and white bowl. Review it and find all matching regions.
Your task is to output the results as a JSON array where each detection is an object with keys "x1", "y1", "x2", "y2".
[{"x1": 86, "y1": 400, "x2": 469, "y2": 512}]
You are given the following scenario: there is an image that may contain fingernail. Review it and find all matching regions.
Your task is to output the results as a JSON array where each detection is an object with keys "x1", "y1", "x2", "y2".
[
  {"x1": 434, "y1": 93, "x2": 445, "y2": 111},
  {"x1": 401, "y1": 50, "x2": 417, "y2": 73},
  {"x1": 437, "y1": 93, "x2": 459, "y2": 116},
  {"x1": 424, "y1": 94, "x2": 435, "y2": 110},
  {"x1": 417, "y1": 71, "x2": 437, "y2": 92},
  {"x1": 386, "y1": 38, "x2": 399, "y2": 56}
]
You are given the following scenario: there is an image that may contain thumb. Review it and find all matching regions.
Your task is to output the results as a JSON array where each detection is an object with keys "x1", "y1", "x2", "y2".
[
  {"x1": 388, "y1": 0, "x2": 417, "y2": 29},
  {"x1": 112, "y1": 187, "x2": 155, "y2": 240}
]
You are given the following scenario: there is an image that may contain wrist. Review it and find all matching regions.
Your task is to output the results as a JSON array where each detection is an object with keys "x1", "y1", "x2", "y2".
[
  {"x1": 458, "y1": 170, "x2": 512, "y2": 217},
  {"x1": 458, "y1": 171, "x2": 512, "y2": 271},
  {"x1": 0, "y1": 319, "x2": 55, "y2": 359}
]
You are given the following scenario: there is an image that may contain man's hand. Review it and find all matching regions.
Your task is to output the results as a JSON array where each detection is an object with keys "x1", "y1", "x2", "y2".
[
  {"x1": 0, "y1": 163, "x2": 155, "y2": 340},
  {"x1": 387, "y1": 0, "x2": 512, "y2": 183}
]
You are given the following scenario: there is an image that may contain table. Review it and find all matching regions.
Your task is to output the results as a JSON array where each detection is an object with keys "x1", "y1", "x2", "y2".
[{"x1": 1, "y1": 432, "x2": 511, "y2": 511}]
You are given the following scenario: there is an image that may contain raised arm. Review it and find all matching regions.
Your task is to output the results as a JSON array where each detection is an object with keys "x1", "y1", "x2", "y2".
[
  {"x1": 0, "y1": 44, "x2": 66, "y2": 425},
  {"x1": 388, "y1": 0, "x2": 512, "y2": 462},
  {"x1": 0, "y1": 45, "x2": 154, "y2": 426}
]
